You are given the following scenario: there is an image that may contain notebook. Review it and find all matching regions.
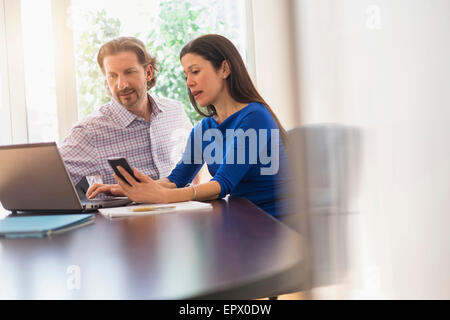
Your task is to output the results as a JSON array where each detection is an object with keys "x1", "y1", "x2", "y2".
[
  {"x1": 0, "y1": 214, "x2": 95, "y2": 238},
  {"x1": 98, "y1": 201, "x2": 213, "y2": 218},
  {"x1": 0, "y1": 142, "x2": 131, "y2": 213}
]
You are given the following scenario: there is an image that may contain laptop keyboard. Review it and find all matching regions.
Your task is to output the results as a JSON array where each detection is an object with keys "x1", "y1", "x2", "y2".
[
  {"x1": 81, "y1": 199, "x2": 105, "y2": 205},
  {"x1": 80, "y1": 198, "x2": 131, "y2": 210}
]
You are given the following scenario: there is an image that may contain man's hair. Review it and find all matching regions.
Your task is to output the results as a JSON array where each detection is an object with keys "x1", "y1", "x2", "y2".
[{"x1": 97, "y1": 37, "x2": 158, "y2": 90}]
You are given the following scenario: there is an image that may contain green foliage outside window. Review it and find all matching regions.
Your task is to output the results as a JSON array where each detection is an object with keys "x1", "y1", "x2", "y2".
[
  {"x1": 75, "y1": 10, "x2": 121, "y2": 118},
  {"x1": 75, "y1": 0, "x2": 229, "y2": 124}
]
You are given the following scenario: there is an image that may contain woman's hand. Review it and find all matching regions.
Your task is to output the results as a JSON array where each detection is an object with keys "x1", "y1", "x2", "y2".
[
  {"x1": 86, "y1": 183, "x2": 125, "y2": 199},
  {"x1": 113, "y1": 166, "x2": 169, "y2": 203}
]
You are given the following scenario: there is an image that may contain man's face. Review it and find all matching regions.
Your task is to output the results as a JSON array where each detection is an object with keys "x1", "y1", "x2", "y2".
[{"x1": 103, "y1": 51, "x2": 153, "y2": 112}]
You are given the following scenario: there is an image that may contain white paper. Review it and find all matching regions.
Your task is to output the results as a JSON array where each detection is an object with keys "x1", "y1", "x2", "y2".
[{"x1": 98, "y1": 201, "x2": 213, "y2": 218}]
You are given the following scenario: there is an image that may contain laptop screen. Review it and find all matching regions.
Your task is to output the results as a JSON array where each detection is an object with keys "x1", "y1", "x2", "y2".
[{"x1": 0, "y1": 142, "x2": 83, "y2": 212}]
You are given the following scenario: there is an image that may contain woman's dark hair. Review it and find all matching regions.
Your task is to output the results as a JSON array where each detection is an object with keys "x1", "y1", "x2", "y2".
[{"x1": 180, "y1": 34, "x2": 287, "y2": 146}]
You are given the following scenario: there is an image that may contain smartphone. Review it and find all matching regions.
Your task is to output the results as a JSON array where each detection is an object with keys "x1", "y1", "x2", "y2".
[{"x1": 107, "y1": 157, "x2": 140, "y2": 185}]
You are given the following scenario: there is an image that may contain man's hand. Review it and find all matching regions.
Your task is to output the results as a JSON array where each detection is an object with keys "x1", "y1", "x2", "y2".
[{"x1": 86, "y1": 183, "x2": 125, "y2": 199}]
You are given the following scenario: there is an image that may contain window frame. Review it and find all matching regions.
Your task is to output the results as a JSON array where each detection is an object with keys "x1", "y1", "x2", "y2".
[{"x1": 51, "y1": 0, "x2": 78, "y2": 142}]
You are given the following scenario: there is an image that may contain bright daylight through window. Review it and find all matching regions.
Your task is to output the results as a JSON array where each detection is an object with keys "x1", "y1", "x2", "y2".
[
  {"x1": 71, "y1": 0, "x2": 248, "y2": 124},
  {"x1": 21, "y1": 0, "x2": 59, "y2": 143},
  {"x1": 0, "y1": 0, "x2": 248, "y2": 145}
]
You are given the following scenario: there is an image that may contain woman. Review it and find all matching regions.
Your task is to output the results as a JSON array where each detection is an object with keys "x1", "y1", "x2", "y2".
[{"x1": 88, "y1": 34, "x2": 292, "y2": 218}]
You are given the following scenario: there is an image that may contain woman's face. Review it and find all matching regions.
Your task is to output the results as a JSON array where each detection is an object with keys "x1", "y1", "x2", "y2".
[{"x1": 181, "y1": 53, "x2": 229, "y2": 107}]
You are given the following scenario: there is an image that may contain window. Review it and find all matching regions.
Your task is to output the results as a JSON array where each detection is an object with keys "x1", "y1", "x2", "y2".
[
  {"x1": 21, "y1": 0, "x2": 59, "y2": 143},
  {"x1": 70, "y1": 0, "x2": 248, "y2": 124},
  {"x1": 0, "y1": 0, "x2": 10, "y2": 145},
  {"x1": 0, "y1": 0, "x2": 251, "y2": 145},
  {"x1": 1, "y1": 0, "x2": 28, "y2": 145}
]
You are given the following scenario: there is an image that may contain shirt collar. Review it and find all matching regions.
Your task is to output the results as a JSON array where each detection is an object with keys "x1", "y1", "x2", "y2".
[
  {"x1": 109, "y1": 94, "x2": 162, "y2": 128},
  {"x1": 149, "y1": 95, "x2": 164, "y2": 116}
]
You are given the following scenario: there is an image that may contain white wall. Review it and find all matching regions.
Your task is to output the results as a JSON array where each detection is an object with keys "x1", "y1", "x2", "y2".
[
  {"x1": 292, "y1": 0, "x2": 450, "y2": 298},
  {"x1": 251, "y1": 0, "x2": 300, "y2": 129}
]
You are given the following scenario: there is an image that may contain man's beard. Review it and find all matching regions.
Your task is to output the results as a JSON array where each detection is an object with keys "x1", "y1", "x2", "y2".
[{"x1": 116, "y1": 87, "x2": 147, "y2": 109}]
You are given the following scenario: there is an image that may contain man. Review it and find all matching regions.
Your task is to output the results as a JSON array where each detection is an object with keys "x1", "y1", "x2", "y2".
[{"x1": 60, "y1": 37, "x2": 192, "y2": 190}]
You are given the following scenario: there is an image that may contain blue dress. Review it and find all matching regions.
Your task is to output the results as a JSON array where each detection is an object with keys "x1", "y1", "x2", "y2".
[{"x1": 167, "y1": 102, "x2": 292, "y2": 218}]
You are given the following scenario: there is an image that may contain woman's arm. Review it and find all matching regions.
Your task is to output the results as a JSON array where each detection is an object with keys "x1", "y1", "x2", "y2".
[
  {"x1": 113, "y1": 166, "x2": 221, "y2": 203},
  {"x1": 165, "y1": 180, "x2": 221, "y2": 202},
  {"x1": 156, "y1": 177, "x2": 177, "y2": 189}
]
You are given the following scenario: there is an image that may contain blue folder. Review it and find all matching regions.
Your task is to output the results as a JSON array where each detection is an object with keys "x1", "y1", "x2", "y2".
[{"x1": 0, "y1": 214, "x2": 95, "y2": 238}]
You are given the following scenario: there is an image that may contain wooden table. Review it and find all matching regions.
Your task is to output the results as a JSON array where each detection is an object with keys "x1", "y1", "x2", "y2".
[{"x1": 0, "y1": 198, "x2": 304, "y2": 299}]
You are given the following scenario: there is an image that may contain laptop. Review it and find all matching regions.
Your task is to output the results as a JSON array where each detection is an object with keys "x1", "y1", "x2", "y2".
[{"x1": 0, "y1": 142, "x2": 131, "y2": 213}]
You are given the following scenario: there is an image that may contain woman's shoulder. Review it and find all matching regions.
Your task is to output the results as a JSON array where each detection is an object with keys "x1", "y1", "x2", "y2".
[
  {"x1": 243, "y1": 102, "x2": 267, "y2": 113},
  {"x1": 198, "y1": 103, "x2": 273, "y2": 129},
  {"x1": 238, "y1": 102, "x2": 276, "y2": 127},
  {"x1": 199, "y1": 116, "x2": 216, "y2": 127},
  {"x1": 191, "y1": 117, "x2": 218, "y2": 133}
]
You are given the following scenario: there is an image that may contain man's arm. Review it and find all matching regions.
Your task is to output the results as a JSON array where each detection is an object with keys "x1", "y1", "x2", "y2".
[{"x1": 59, "y1": 125, "x2": 99, "y2": 186}]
